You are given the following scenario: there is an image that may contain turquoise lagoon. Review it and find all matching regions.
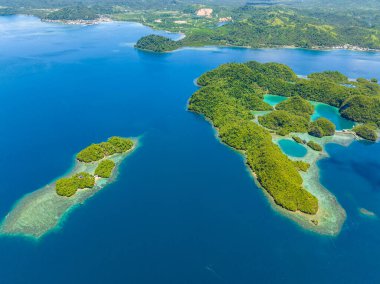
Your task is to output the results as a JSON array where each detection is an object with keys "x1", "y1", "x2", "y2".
[
  {"x1": 311, "y1": 102, "x2": 355, "y2": 130},
  {"x1": 1, "y1": 15, "x2": 380, "y2": 284},
  {"x1": 263, "y1": 94, "x2": 288, "y2": 106},
  {"x1": 264, "y1": 94, "x2": 356, "y2": 130},
  {"x1": 278, "y1": 139, "x2": 307, "y2": 158}
]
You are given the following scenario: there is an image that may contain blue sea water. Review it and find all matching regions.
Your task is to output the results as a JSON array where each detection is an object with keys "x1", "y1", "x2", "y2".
[
  {"x1": 278, "y1": 139, "x2": 307, "y2": 158},
  {"x1": 1, "y1": 15, "x2": 380, "y2": 284}
]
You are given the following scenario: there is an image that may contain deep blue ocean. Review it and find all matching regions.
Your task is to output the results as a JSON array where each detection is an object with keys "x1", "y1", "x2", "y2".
[{"x1": 1, "y1": 15, "x2": 380, "y2": 284}]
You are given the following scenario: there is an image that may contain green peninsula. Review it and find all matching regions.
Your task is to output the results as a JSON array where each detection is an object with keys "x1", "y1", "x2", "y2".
[
  {"x1": 0, "y1": 136, "x2": 137, "y2": 239},
  {"x1": 135, "y1": 34, "x2": 182, "y2": 52},
  {"x1": 189, "y1": 61, "x2": 379, "y2": 234}
]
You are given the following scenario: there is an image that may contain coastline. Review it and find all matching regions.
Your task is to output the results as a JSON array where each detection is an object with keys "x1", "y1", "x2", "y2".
[
  {"x1": 189, "y1": 75, "x2": 351, "y2": 235},
  {"x1": 0, "y1": 138, "x2": 139, "y2": 240},
  {"x1": 188, "y1": 110, "x2": 336, "y2": 236},
  {"x1": 189, "y1": 106, "x2": 349, "y2": 236},
  {"x1": 31, "y1": 15, "x2": 380, "y2": 53},
  {"x1": 136, "y1": 42, "x2": 380, "y2": 54},
  {"x1": 42, "y1": 16, "x2": 113, "y2": 26},
  {"x1": 272, "y1": 133, "x2": 354, "y2": 236},
  {"x1": 187, "y1": 44, "x2": 380, "y2": 53}
]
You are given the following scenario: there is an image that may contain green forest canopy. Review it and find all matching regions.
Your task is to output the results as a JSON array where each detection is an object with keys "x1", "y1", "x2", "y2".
[
  {"x1": 56, "y1": 172, "x2": 95, "y2": 197},
  {"x1": 133, "y1": 5, "x2": 380, "y2": 52},
  {"x1": 2, "y1": 0, "x2": 380, "y2": 51},
  {"x1": 189, "y1": 60, "x2": 379, "y2": 214},
  {"x1": 77, "y1": 136, "x2": 134, "y2": 163},
  {"x1": 307, "y1": 140, "x2": 323, "y2": 151},
  {"x1": 353, "y1": 123, "x2": 378, "y2": 141},
  {"x1": 95, "y1": 159, "x2": 116, "y2": 178},
  {"x1": 135, "y1": 35, "x2": 181, "y2": 52},
  {"x1": 259, "y1": 110, "x2": 310, "y2": 135},
  {"x1": 275, "y1": 96, "x2": 314, "y2": 118},
  {"x1": 308, "y1": 118, "x2": 336, "y2": 137},
  {"x1": 189, "y1": 63, "x2": 321, "y2": 214},
  {"x1": 197, "y1": 60, "x2": 380, "y2": 127}
]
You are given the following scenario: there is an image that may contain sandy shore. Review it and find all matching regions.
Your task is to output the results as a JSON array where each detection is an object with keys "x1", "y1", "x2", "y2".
[{"x1": 270, "y1": 132, "x2": 356, "y2": 236}]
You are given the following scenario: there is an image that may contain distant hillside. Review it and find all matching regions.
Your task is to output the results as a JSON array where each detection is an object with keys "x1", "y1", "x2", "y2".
[
  {"x1": 292, "y1": 0, "x2": 380, "y2": 9},
  {"x1": 0, "y1": 0, "x2": 246, "y2": 9},
  {"x1": 0, "y1": 0, "x2": 378, "y2": 10},
  {"x1": 0, "y1": 0, "x2": 182, "y2": 9},
  {"x1": 135, "y1": 5, "x2": 380, "y2": 52}
]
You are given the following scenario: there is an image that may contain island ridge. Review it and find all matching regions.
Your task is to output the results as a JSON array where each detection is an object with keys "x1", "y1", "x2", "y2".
[{"x1": 188, "y1": 61, "x2": 379, "y2": 234}]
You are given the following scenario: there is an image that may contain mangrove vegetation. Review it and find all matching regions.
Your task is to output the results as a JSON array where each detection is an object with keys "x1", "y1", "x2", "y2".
[
  {"x1": 353, "y1": 124, "x2": 378, "y2": 141},
  {"x1": 308, "y1": 118, "x2": 336, "y2": 137},
  {"x1": 55, "y1": 136, "x2": 134, "y2": 197},
  {"x1": 307, "y1": 141, "x2": 323, "y2": 152},
  {"x1": 95, "y1": 159, "x2": 116, "y2": 178},
  {"x1": 77, "y1": 137, "x2": 134, "y2": 163},
  {"x1": 56, "y1": 172, "x2": 95, "y2": 197}
]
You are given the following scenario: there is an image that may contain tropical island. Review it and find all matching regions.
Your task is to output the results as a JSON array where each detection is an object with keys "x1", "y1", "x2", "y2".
[
  {"x1": 0, "y1": 136, "x2": 136, "y2": 239},
  {"x1": 188, "y1": 61, "x2": 379, "y2": 234}
]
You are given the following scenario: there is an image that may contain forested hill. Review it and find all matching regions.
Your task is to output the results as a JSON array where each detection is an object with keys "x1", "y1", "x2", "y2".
[
  {"x1": 293, "y1": 0, "x2": 380, "y2": 9},
  {"x1": 2, "y1": 0, "x2": 380, "y2": 51},
  {"x1": 136, "y1": 5, "x2": 380, "y2": 52},
  {"x1": 0, "y1": 0, "x2": 245, "y2": 9},
  {"x1": 0, "y1": 0, "x2": 185, "y2": 9},
  {"x1": 0, "y1": 0, "x2": 378, "y2": 10}
]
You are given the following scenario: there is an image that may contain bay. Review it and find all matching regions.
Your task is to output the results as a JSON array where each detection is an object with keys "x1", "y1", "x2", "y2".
[{"x1": 0, "y1": 15, "x2": 380, "y2": 284}]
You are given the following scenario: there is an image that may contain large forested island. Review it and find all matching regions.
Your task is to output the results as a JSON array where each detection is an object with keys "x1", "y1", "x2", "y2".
[
  {"x1": 0, "y1": 136, "x2": 136, "y2": 239},
  {"x1": 131, "y1": 4, "x2": 380, "y2": 52},
  {"x1": 188, "y1": 61, "x2": 379, "y2": 234},
  {"x1": 2, "y1": 0, "x2": 380, "y2": 51}
]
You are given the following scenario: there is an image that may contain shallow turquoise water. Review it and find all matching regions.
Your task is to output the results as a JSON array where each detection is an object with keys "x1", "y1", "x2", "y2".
[
  {"x1": 0, "y1": 15, "x2": 380, "y2": 284},
  {"x1": 278, "y1": 139, "x2": 307, "y2": 157},
  {"x1": 264, "y1": 94, "x2": 355, "y2": 130},
  {"x1": 263, "y1": 94, "x2": 288, "y2": 106},
  {"x1": 311, "y1": 102, "x2": 356, "y2": 130}
]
